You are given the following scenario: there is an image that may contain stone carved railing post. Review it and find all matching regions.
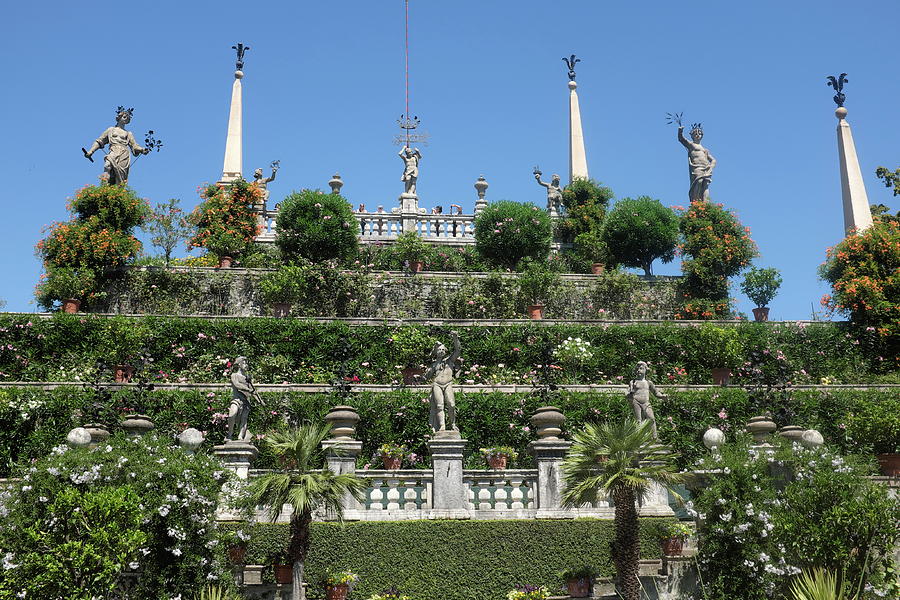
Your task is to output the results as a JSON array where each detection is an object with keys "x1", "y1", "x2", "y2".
[
  {"x1": 321, "y1": 406, "x2": 363, "y2": 511},
  {"x1": 474, "y1": 175, "x2": 489, "y2": 215},
  {"x1": 427, "y1": 435, "x2": 468, "y2": 517},
  {"x1": 528, "y1": 406, "x2": 571, "y2": 513}
]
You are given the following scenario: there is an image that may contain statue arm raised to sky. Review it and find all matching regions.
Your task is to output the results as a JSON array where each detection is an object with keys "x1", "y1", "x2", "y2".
[
  {"x1": 83, "y1": 107, "x2": 148, "y2": 185},
  {"x1": 399, "y1": 146, "x2": 421, "y2": 195},
  {"x1": 534, "y1": 171, "x2": 563, "y2": 214},
  {"x1": 677, "y1": 123, "x2": 716, "y2": 202}
]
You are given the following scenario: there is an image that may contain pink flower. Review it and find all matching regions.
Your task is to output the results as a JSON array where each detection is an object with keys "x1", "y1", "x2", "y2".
[{"x1": 718, "y1": 409, "x2": 728, "y2": 419}]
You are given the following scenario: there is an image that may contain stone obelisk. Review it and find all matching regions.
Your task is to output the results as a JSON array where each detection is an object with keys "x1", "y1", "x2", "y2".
[
  {"x1": 564, "y1": 55, "x2": 589, "y2": 183},
  {"x1": 828, "y1": 73, "x2": 872, "y2": 235},
  {"x1": 220, "y1": 44, "x2": 249, "y2": 185}
]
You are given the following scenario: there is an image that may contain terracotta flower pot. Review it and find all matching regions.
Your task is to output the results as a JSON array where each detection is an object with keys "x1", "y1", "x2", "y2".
[
  {"x1": 752, "y1": 307, "x2": 770, "y2": 322},
  {"x1": 61, "y1": 298, "x2": 81, "y2": 314},
  {"x1": 408, "y1": 260, "x2": 424, "y2": 273},
  {"x1": 381, "y1": 455, "x2": 402, "y2": 470},
  {"x1": 272, "y1": 302, "x2": 291, "y2": 318},
  {"x1": 218, "y1": 256, "x2": 234, "y2": 269},
  {"x1": 326, "y1": 584, "x2": 349, "y2": 600},
  {"x1": 227, "y1": 544, "x2": 247, "y2": 565},
  {"x1": 661, "y1": 536, "x2": 684, "y2": 557},
  {"x1": 876, "y1": 453, "x2": 900, "y2": 477},
  {"x1": 487, "y1": 454, "x2": 508, "y2": 470},
  {"x1": 566, "y1": 576, "x2": 592, "y2": 598},
  {"x1": 710, "y1": 368, "x2": 731, "y2": 386},
  {"x1": 273, "y1": 564, "x2": 293, "y2": 584},
  {"x1": 590, "y1": 263, "x2": 605, "y2": 275},
  {"x1": 527, "y1": 304, "x2": 544, "y2": 319},
  {"x1": 114, "y1": 365, "x2": 135, "y2": 383}
]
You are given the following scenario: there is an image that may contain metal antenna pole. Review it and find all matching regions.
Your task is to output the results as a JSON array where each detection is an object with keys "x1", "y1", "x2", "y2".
[{"x1": 405, "y1": 0, "x2": 410, "y2": 149}]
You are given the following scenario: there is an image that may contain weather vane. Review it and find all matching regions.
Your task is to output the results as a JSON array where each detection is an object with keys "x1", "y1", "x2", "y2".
[
  {"x1": 232, "y1": 43, "x2": 250, "y2": 71},
  {"x1": 562, "y1": 54, "x2": 580, "y2": 81},
  {"x1": 826, "y1": 73, "x2": 848, "y2": 107},
  {"x1": 393, "y1": 0, "x2": 429, "y2": 146}
]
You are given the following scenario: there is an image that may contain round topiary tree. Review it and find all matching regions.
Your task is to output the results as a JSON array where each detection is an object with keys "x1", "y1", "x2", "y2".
[
  {"x1": 187, "y1": 180, "x2": 261, "y2": 261},
  {"x1": 275, "y1": 189, "x2": 358, "y2": 262},
  {"x1": 474, "y1": 200, "x2": 551, "y2": 269},
  {"x1": 559, "y1": 178, "x2": 614, "y2": 241},
  {"x1": 601, "y1": 196, "x2": 678, "y2": 276}
]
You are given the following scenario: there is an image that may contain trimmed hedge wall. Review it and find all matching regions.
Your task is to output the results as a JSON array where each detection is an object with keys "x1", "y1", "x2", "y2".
[
  {"x1": 1, "y1": 386, "x2": 895, "y2": 477},
  {"x1": 232, "y1": 519, "x2": 672, "y2": 600},
  {"x1": 0, "y1": 314, "x2": 892, "y2": 385}
]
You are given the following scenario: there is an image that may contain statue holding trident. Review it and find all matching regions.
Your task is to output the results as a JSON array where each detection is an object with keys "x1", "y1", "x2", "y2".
[
  {"x1": 227, "y1": 356, "x2": 262, "y2": 442},
  {"x1": 625, "y1": 361, "x2": 667, "y2": 439},
  {"x1": 82, "y1": 107, "x2": 161, "y2": 185},
  {"x1": 399, "y1": 146, "x2": 422, "y2": 196},
  {"x1": 668, "y1": 112, "x2": 716, "y2": 202},
  {"x1": 424, "y1": 331, "x2": 461, "y2": 436},
  {"x1": 252, "y1": 160, "x2": 280, "y2": 205}
]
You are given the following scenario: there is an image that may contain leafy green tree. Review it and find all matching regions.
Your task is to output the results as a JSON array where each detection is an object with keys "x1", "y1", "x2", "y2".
[
  {"x1": 559, "y1": 178, "x2": 614, "y2": 241},
  {"x1": 474, "y1": 201, "x2": 551, "y2": 269},
  {"x1": 187, "y1": 180, "x2": 261, "y2": 260},
  {"x1": 875, "y1": 166, "x2": 899, "y2": 196},
  {"x1": 145, "y1": 198, "x2": 192, "y2": 265},
  {"x1": 275, "y1": 190, "x2": 358, "y2": 262},
  {"x1": 243, "y1": 425, "x2": 366, "y2": 600},
  {"x1": 601, "y1": 197, "x2": 678, "y2": 276},
  {"x1": 561, "y1": 420, "x2": 682, "y2": 600}
]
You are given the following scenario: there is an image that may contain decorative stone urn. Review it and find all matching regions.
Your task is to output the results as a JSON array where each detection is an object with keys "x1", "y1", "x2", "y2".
[
  {"x1": 83, "y1": 423, "x2": 110, "y2": 446},
  {"x1": 121, "y1": 414, "x2": 155, "y2": 437},
  {"x1": 746, "y1": 415, "x2": 777, "y2": 444},
  {"x1": 702, "y1": 427, "x2": 725, "y2": 454},
  {"x1": 800, "y1": 429, "x2": 824, "y2": 449},
  {"x1": 324, "y1": 406, "x2": 360, "y2": 439},
  {"x1": 778, "y1": 425, "x2": 805, "y2": 443},
  {"x1": 531, "y1": 406, "x2": 566, "y2": 440}
]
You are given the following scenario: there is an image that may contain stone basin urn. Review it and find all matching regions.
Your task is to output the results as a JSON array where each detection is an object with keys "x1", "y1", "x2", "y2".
[
  {"x1": 121, "y1": 414, "x2": 155, "y2": 438},
  {"x1": 747, "y1": 415, "x2": 777, "y2": 444},
  {"x1": 530, "y1": 406, "x2": 566, "y2": 440},
  {"x1": 324, "y1": 406, "x2": 360, "y2": 439}
]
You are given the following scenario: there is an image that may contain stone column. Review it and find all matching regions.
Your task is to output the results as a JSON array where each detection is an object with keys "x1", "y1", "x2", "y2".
[
  {"x1": 398, "y1": 193, "x2": 420, "y2": 234},
  {"x1": 528, "y1": 406, "x2": 572, "y2": 513},
  {"x1": 835, "y1": 106, "x2": 873, "y2": 234},
  {"x1": 427, "y1": 434, "x2": 468, "y2": 516},
  {"x1": 474, "y1": 175, "x2": 489, "y2": 215},
  {"x1": 219, "y1": 68, "x2": 244, "y2": 184},
  {"x1": 213, "y1": 440, "x2": 258, "y2": 480},
  {"x1": 568, "y1": 80, "x2": 589, "y2": 183},
  {"x1": 321, "y1": 406, "x2": 363, "y2": 512}
]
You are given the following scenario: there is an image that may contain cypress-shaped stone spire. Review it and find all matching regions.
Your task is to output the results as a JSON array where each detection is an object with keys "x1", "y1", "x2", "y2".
[
  {"x1": 564, "y1": 55, "x2": 589, "y2": 183},
  {"x1": 828, "y1": 73, "x2": 872, "y2": 234}
]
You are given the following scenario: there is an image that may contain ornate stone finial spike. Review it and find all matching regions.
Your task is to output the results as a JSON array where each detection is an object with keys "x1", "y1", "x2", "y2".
[
  {"x1": 562, "y1": 54, "x2": 581, "y2": 81},
  {"x1": 826, "y1": 73, "x2": 848, "y2": 107},
  {"x1": 232, "y1": 43, "x2": 250, "y2": 71}
]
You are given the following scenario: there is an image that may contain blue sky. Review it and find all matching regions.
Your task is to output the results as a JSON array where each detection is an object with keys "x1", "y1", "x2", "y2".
[{"x1": 1, "y1": 1, "x2": 897, "y2": 318}]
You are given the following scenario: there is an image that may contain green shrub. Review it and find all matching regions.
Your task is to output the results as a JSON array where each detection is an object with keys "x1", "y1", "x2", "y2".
[
  {"x1": 558, "y1": 178, "x2": 614, "y2": 243},
  {"x1": 517, "y1": 258, "x2": 561, "y2": 306},
  {"x1": 34, "y1": 266, "x2": 99, "y2": 310},
  {"x1": 392, "y1": 231, "x2": 429, "y2": 264},
  {"x1": 187, "y1": 180, "x2": 260, "y2": 259},
  {"x1": 740, "y1": 266, "x2": 783, "y2": 308},
  {"x1": 145, "y1": 198, "x2": 193, "y2": 266},
  {"x1": 70, "y1": 183, "x2": 150, "y2": 231},
  {"x1": 474, "y1": 201, "x2": 551, "y2": 268},
  {"x1": 601, "y1": 197, "x2": 678, "y2": 276},
  {"x1": 275, "y1": 190, "x2": 358, "y2": 261},
  {"x1": 258, "y1": 266, "x2": 303, "y2": 305}
]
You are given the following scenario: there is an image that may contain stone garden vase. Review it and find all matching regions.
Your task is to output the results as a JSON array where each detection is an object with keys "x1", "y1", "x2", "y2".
[
  {"x1": 83, "y1": 424, "x2": 110, "y2": 446},
  {"x1": 747, "y1": 415, "x2": 777, "y2": 444},
  {"x1": 527, "y1": 304, "x2": 545, "y2": 319},
  {"x1": 486, "y1": 454, "x2": 508, "y2": 470},
  {"x1": 752, "y1": 307, "x2": 770, "y2": 322},
  {"x1": 876, "y1": 453, "x2": 900, "y2": 477},
  {"x1": 661, "y1": 536, "x2": 684, "y2": 557},
  {"x1": 61, "y1": 298, "x2": 81, "y2": 314},
  {"x1": 710, "y1": 368, "x2": 731, "y2": 386},
  {"x1": 272, "y1": 302, "x2": 291, "y2": 318},
  {"x1": 121, "y1": 414, "x2": 155, "y2": 438},
  {"x1": 273, "y1": 564, "x2": 293, "y2": 584},
  {"x1": 326, "y1": 584, "x2": 349, "y2": 600},
  {"x1": 566, "y1": 577, "x2": 592, "y2": 598},
  {"x1": 381, "y1": 455, "x2": 402, "y2": 470},
  {"x1": 217, "y1": 256, "x2": 234, "y2": 269},
  {"x1": 114, "y1": 365, "x2": 135, "y2": 383},
  {"x1": 590, "y1": 263, "x2": 605, "y2": 275}
]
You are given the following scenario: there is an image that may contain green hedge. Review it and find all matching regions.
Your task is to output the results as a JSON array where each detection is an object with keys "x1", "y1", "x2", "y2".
[
  {"x1": 231, "y1": 519, "x2": 671, "y2": 600},
  {"x1": 1, "y1": 386, "x2": 894, "y2": 477},
  {"x1": 0, "y1": 315, "x2": 891, "y2": 385}
]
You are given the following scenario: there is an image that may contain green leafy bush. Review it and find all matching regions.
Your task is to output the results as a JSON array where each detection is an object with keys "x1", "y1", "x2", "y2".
[
  {"x1": 146, "y1": 198, "x2": 192, "y2": 266},
  {"x1": 275, "y1": 190, "x2": 358, "y2": 261},
  {"x1": 740, "y1": 266, "x2": 783, "y2": 308},
  {"x1": 34, "y1": 267, "x2": 99, "y2": 310},
  {"x1": 558, "y1": 178, "x2": 614, "y2": 243},
  {"x1": 474, "y1": 201, "x2": 551, "y2": 268},
  {"x1": 601, "y1": 197, "x2": 678, "y2": 276},
  {"x1": 392, "y1": 231, "x2": 429, "y2": 264},
  {"x1": 517, "y1": 258, "x2": 561, "y2": 306},
  {"x1": 187, "y1": 180, "x2": 260, "y2": 259},
  {"x1": 69, "y1": 183, "x2": 150, "y2": 231}
]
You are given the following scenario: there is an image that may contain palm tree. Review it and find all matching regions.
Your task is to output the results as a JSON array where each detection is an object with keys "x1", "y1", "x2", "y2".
[
  {"x1": 561, "y1": 419, "x2": 683, "y2": 600},
  {"x1": 243, "y1": 424, "x2": 367, "y2": 600}
]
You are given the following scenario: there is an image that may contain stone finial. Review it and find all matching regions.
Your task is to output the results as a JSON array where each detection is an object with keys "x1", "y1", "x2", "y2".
[
  {"x1": 66, "y1": 427, "x2": 92, "y2": 448},
  {"x1": 324, "y1": 405, "x2": 360, "y2": 439},
  {"x1": 801, "y1": 429, "x2": 824, "y2": 449},
  {"x1": 329, "y1": 173, "x2": 344, "y2": 195},
  {"x1": 474, "y1": 175, "x2": 489, "y2": 214},
  {"x1": 531, "y1": 406, "x2": 566, "y2": 440},
  {"x1": 702, "y1": 427, "x2": 725, "y2": 453},
  {"x1": 179, "y1": 428, "x2": 205, "y2": 454}
]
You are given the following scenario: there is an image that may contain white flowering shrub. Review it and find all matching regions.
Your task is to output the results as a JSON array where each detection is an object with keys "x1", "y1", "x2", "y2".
[
  {"x1": 552, "y1": 337, "x2": 594, "y2": 371},
  {"x1": 0, "y1": 434, "x2": 235, "y2": 599},
  {"x1": 690, "y1": 438, "x2": 899, "y2": 599}
]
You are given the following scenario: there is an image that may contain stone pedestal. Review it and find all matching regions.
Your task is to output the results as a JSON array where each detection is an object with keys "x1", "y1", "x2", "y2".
[
  {"x1": 321, "y1": 438, "x2": 363, "y2": 511},
  {"x1": 638, "y1": 458, "x2": 676, "y2": 517},
  {"x1": 213, "y1": 440, "x2": 259, "y2": 480},
  {"x1": 427, "y1": 434, "x2": 468, "y2": 514},
  {"x1": 529, "y1": 439, "x2": 572, "y2": 511}
]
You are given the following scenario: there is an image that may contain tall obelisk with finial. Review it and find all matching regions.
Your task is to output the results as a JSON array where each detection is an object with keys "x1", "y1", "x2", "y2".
[
  {"x1": 564, "y1": 55, "x2": 589, "y2": 183},
  {"x1": 220, "y1": 43, "x2": 249, "y2": 184},
  {"x1": 828, "y1": 73, "x2": 873, "y2": 234}
]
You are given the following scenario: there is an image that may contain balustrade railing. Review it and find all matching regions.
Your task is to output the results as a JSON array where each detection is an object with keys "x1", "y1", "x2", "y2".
[
  {"x1": 465, "y1": 469, "x2": 536, "y2": 511},
  {"x1": 358, "y1": 469, "x2": 432, "y2": 511}
]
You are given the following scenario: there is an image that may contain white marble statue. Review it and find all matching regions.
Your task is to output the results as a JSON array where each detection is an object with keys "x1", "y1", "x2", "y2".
[
  {"x1": 424, "y1": 331, "x2": 461, "y2": 435},
  {"x1": 399, "y1": 146, "x2": 422, "y2": 196},
  {"x1": 678, "y1": 123, "x2": 716, "y2": 202},
  {"x1": 625, "y1": 361, "x2": 667, "y2": 439},
  {"x1": 83, "y1": 107, "x2": 148, "y2": 185},
  {"x1": 227, "y1": 356, "x2": 260, "y2": 441}
]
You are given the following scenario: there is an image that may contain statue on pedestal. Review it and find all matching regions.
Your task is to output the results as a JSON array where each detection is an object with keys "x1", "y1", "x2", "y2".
[
  {"x1": 669, "y1": 113, "x2": 716, "y2": 202},
  {"x1": 534, "y1": 167, "x2": 563, "y2": 215},
  {"x1": 625, "y1": 361, "x2": 667, "y2": 439},
  {"x1": 424, "y1": 331, "x2": 461, "y2": 435},
  {"x1": 399, "y1": 146, "x2": 422, "y2": 196},
  {"x1": 82, "y1": 107, "x2": 151, "y2": 185},
  {"x1": 227, "y1": 356, "x2": 260, "y2": 442},
  {"x1": 252, "y1": 160, "x2": 279, "y2": 204}
]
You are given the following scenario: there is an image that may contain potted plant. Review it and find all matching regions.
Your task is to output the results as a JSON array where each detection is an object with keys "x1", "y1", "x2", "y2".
[
  {"x1": 394, "y1": 231, "x2": 429, "y2": 273},
  {"x1": 480, "y1": 446, "x2": 518, "y2": 470},
  {"x1": 258, "y1": 266, "x2": 302, "y2": 317},
  {"x1": 517, "y1": 258, "x2": 560, "y2": 319},
  {"x1": 659, "y1": 521, "x2": 692, "y2": 557},
  {"x1": 37, "y1": 267, "x2": 97, "y2": 313},
  {"x1": 378, "y1": 442, "x2": 407, "y2": 470},
  {"x1": 559, "y1": 565, "x2": 599, "y2": 598},
  {"x1": 844, "y1": 401, "x2": 900, "y2": 476},
  {"x1": 273, "y1": 556, "x2": 293, "y2": 584},
  {"x1": 321, "y1": 568, "x2": 359, "y2": 600},
  {"x1": 740, "y1": 266, "x2": 783, "y2": 322},
  {"x1": 223, "y1": 529, "x2": 251, "y2": 565},
  {"x1": 389, "y1": 326, "x2": 435, "y2": 384},
  {"x1": 98, "y1": 321, "x2": 150, "y2": 383},
  {"x1": 368, "y1": 587, "x2": 411, "y2": 600},
  {"x1": 506, "y1": 584, "x2": 550, "y2": 600},
  {"x1": 696, "y1": 325, "x2": 742, "y2": 385},
  {"x1": 575, "y1": 229, "x2": 610, "y2": 275},
  {"x1": 187, "y1": 180, "x2": 260, "y2": 269}
]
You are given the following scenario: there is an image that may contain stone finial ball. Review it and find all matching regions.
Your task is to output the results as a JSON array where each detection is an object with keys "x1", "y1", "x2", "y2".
[
  {"x1": 178, "y1": 428, "x2": 205, "y2": 452},
  {"x1": 835, "y1": 106, "x2": 848, "y2": 120},
  {"x1": 801, "y1": 429, "x2": 824, "y2": 448},
  {"x1": 235, "y1": 70, "x2": 244, "y2": 79},
  {"x1": 66, "y1": 427, "x2": 92, "y2": 448},
  {"x1": 568, "y1": 80, "x2": 577, "y2": 90},
  {"x1": 702, "y1": 427, "x2": 726, "y2": 450}
]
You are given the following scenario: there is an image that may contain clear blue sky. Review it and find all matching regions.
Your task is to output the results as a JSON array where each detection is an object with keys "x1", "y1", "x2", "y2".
[{"x1": 1, "y1": 1, "x2": 897, "y2": 318}]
